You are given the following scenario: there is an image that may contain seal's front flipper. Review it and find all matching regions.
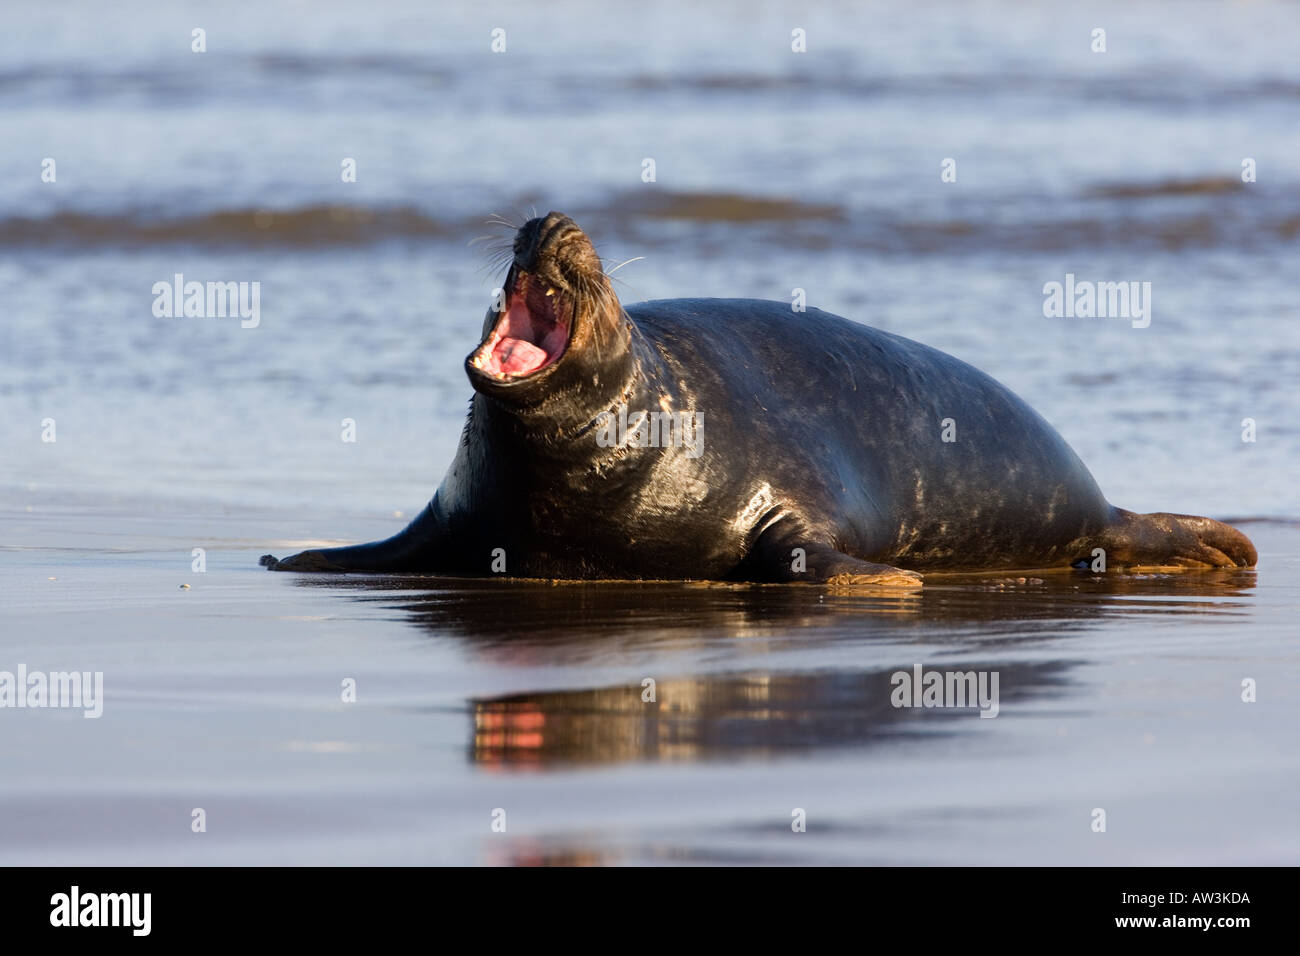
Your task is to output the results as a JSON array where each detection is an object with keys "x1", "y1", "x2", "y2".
[
  {"x1": 260, "y1": 501, "x2": 451, "y2": 573},
  {"x1": 259, "y1": 550, "x2": 349, "y2": 572},
  {"x1": 823, "y1": 563, "x2": 925, "y2": 589},
  {"x1": 742, "y1": 525, "x2": 923, "y2": 589},
  {"x1": 1094, "y1": 509, "x2": 1258, "y2": 569}
]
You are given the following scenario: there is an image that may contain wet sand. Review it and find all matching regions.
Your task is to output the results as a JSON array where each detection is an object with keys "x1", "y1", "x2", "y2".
[{"x1": 2, "y1": 503, "x2": 1295, "y2": 865}]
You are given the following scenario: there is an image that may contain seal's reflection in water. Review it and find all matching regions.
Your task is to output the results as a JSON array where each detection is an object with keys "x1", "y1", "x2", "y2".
[
  {"x1": 294, "y1": 570, "x2": 1255, "y2": 770},
  {"x1": 470, "y1": 664, "x2": 1070, "y2": 769}
]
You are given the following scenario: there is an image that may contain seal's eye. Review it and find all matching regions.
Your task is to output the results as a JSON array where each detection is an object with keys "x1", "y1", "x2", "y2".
[{"x1": 470, "y1": 272, "x2": 570, "y2": 379}]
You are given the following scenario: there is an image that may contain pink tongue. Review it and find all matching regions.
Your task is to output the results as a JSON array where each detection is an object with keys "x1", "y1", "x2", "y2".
[{"x1": 496, "y1": 337, "x2": 548, "y2": 374}]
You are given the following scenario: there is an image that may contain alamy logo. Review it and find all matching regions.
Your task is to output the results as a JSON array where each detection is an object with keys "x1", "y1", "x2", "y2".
[
  {"x1": 595, "y1": 404, "x2": 703, "y2": 459},
  {"x1": 1042, "y1": 273, "x2": 1151, "y2": 328},
  {"x1": 50, "y1": 886, "x2": 150, "y2": 936},
  {"x1": 890, "y1": 664, "x2": 1000, "y2": 718},
  {"x1": 152, "y1": 273, "x2": 260, "y2": 328},
  {"x1": 0, "y1": 665, "x2": 103, "y2": 718}
]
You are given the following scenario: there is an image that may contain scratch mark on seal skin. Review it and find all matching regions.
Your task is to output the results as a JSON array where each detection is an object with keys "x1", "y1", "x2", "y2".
[
  {"x1": 1044, "y1": 484, "x2": 1066, "y2": 523},
  {"x1": 734, "y1": 482, "x2": 777, "y2": 536},
  {"x1": 641, "y1": 459, "x2": 709, "y2": 511}
]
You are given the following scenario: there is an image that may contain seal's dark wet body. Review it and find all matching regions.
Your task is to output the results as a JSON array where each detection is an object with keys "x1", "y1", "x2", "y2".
[
  {"x1": 261, "y1": 213, "x2": 1256, "y2": 583},
  {"x1": 617, "y1": 299, "x2": 1114, "y2": 572}
]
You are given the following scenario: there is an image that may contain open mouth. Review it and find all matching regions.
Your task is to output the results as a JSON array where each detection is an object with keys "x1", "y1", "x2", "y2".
[{"x1": 470, "y1": 271, "x2": 571, "y2": 380}]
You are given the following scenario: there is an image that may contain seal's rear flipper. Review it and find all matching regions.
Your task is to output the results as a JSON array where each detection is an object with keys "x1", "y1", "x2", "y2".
[
  {"x1": 741, "y1": 524, "x2": 923, "y2": 589},
  {"x1": 1092, "y1": 509, "x2": 1258, "y2": 569}
]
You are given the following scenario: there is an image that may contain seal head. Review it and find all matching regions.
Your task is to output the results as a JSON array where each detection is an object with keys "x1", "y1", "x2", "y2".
[{"x1": 466, "y1": 212, "x2": 633, "y2": 428}]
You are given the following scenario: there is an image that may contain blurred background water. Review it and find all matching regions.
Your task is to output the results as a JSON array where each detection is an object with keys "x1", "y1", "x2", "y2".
[
  {"x1": 1, "y1": 0, "x2": 1297, "y2": 865},
  {"x1": 2, "y1": 0, "x2": 1298, "y2": 517}
]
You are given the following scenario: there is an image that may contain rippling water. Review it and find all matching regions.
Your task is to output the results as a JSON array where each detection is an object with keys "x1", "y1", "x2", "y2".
[{"x1": 1, "y1": 0, "x2": 1298, "y2": 865}]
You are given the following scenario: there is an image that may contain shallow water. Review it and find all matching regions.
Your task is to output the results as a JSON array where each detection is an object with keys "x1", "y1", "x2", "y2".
[
  {"x1": 2, "y1": 509, "x2": 1297, "y2": 865},
  {"x1": 1, "y1": 0, "x2": 1298, "y2": 864}
]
